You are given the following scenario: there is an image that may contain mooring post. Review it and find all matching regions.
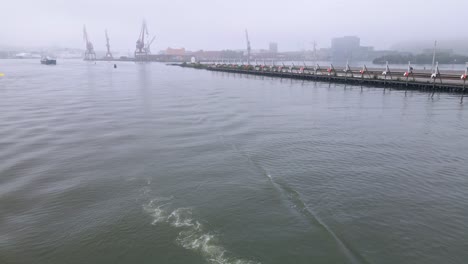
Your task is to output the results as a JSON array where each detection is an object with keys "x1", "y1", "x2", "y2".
[
  {"x1": 360, "y1": 65, "x2": 371, "y2": 91},
  {"x1": 404, "y1": 61, "x2": 413, "y2": 85},
  {"x1": 462, "y1": 79, "x2": 466, "y2": 104},
  {"x1": 382, "y1": 61, "x2": 391, "y2": 88},
  {"x1": 404, "y1": 61, "x2": 414, "y2": 95},
  {"x1": 359, "y1": 65, "x2": 365, "y2": 88},
  {"x1": 344, "y1": 60, "x2": 352, "y2": 82},
  {"x1": 461, "y1": 63, "x2": 467, "y2": 103},
  {"x1": 314, "y1": 64, "x2": 321, "y2": 76},
  {"x1": 431, "y1": 62, "x2": 441, "y2": 98},
  {"x1": 328, "y1": 64, "x2": 336, "y2": 82}
]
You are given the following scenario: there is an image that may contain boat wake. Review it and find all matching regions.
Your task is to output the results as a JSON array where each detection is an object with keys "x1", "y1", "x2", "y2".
[
  {"x1": 267, "y1": 174, "x2": 370, "y2": 264},
  {"x1": 227, "y1": 143, "x2": 369, "y2": 264},
  {"x1": 143, "y1": 197, "x2": 259, "y2": 264}
]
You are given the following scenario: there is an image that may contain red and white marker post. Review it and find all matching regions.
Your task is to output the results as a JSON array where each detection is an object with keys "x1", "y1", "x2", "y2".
[{"x1": 403, "y1": 61, "x2": 415, "y2": 85}]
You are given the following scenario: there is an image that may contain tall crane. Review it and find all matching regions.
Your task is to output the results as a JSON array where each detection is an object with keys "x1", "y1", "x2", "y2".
[
  {"x1": 135, "y1": 20, "x2": 149, "y2": 60},
  {"x1": 245, "y1": 29, "x2": 251, "y2": 64},
  {"x1": 83, "y1": 25, "x2": 96, "y2": 61},
  {"x1": 105, "y1": 29, "x2": 113, "y2": 59}
]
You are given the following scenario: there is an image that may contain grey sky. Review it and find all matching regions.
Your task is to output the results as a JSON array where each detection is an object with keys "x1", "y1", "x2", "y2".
[{"x1": 1, "y1": 0, "x2": 467, "y2": 52}]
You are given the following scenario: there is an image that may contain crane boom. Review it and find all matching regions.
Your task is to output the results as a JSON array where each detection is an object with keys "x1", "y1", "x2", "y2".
[
  {"x1": 148, "y1": 35, "x2": 156, "y2": 46},
  {"x1": 245, "y1": 29, "x2": 251, "y2": 64},
  {"x1": 83, "y1": 26, "x2": 89, "y2": 43},
  {"x1": 145, "y1": 35, "x2": 156, "y2": 54}
]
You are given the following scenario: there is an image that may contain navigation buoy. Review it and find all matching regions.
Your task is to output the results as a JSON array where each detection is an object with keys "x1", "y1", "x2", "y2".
[
  {"x1": 114, "y1": 64, "x2": 117, "y2": 69},
  {"x1": 0, "y1": 73, "x2": 4, "y2": 77}
]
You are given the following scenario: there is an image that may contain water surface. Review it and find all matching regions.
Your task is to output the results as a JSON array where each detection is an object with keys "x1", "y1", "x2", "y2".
[{"x1": 0, "y1": 60, "x2": 467, "y2": 264}]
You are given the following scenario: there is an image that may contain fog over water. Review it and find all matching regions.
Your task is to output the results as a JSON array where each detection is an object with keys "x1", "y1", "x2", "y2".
[{"x1": 1, "y1": 0, "x2": 468, "y2": 51}]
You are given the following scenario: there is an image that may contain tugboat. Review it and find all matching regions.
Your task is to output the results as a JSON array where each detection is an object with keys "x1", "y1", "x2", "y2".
[{"x1": 40, "y1": 56, "x2": 57, "y2": 65}]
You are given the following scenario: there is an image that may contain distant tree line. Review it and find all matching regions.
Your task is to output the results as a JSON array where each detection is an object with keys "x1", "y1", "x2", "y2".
[{"x1": 373, "y1": 52, "x2": 468, "y2": 64}]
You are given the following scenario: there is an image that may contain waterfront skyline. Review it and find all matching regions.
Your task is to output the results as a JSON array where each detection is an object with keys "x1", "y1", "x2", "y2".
[{"x1": 1, "y1": 0, "x2": 468, "y2": 52}]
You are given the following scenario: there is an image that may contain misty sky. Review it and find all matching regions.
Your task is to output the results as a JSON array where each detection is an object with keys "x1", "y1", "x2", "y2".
[{"x1": 1, "y1": 0, "x2": 467, "y2": 52}]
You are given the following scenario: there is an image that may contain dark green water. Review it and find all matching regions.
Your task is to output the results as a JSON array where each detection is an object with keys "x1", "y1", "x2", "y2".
[{"x1": 1, "y1": 60, "x2": 467, "y2": 264}]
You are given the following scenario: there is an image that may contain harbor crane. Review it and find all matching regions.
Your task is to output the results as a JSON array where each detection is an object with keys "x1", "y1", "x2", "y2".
[
  {"x1": 105, "y1": 29, "x2": 113, "y2": 59},
  {"x1": 135, "y1": 20, "x2": 156, "y2": 60},
  {"x1": 245, "y1": 29, "x2": 251, "y2": 65},
  {"x1": 83, "y1": 25, "x2": 96, "y2": 61},
  {"x1": 135, "y1": 20, "x2": 148, "y2": 58}
]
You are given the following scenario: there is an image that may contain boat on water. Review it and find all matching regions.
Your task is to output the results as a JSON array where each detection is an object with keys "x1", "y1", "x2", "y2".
[{"x1": 40, "y1": 57, "x2": 57, "y2": 65}]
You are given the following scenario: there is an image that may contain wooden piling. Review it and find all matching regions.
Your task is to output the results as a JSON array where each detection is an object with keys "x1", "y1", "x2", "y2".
[{"x1": 462, "y1": 79, "x2": 466, "y2": 104}]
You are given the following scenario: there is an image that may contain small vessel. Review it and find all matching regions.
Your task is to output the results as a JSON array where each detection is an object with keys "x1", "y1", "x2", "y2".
[{"x1": 40, "y1": 57, "x2": 57, "y2": 65}]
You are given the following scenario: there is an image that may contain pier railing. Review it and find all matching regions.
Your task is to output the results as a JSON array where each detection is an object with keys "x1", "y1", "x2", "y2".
[{"x1": 177, "y1": 61, "x2": 468, "y2": 101}]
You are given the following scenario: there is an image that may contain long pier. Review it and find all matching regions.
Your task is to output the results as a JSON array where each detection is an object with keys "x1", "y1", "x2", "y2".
[{"x1": 178, "y1": 62, "x2": 468, "y2": 97}]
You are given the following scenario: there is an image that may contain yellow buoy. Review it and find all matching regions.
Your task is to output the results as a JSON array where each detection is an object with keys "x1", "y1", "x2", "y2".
[{"x1": 0, "y1": 73, "x2": 4, "y2": 77}]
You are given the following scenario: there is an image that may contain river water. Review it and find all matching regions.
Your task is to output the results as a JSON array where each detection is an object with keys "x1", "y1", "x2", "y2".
[{"x1": 1, "y1": 60, "x2": 467, "y2": 264}]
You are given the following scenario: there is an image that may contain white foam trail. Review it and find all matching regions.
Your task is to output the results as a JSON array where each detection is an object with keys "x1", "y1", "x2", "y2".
[
  {"x1": 142, "y1": 197, "x2": 173, "y2": 224},
  {"x1": 141, "y1": 186, "x2": 151, "y2": 195},
  {"x1": 168, "y1": 208, "x2": 199, "y2": 228},
  {"x1": 143, "y1": 198, "x2": 260, "y2": 264}
]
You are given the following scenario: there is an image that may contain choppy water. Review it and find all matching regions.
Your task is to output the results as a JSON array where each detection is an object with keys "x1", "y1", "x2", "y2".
[{"x1": 1, "y1": 59, "x2": 467, "y2": 264}]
